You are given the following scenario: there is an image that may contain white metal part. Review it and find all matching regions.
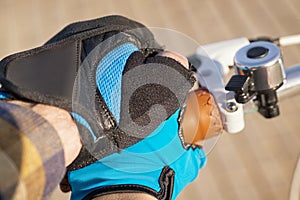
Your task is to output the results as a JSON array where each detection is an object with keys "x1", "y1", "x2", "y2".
[
  {"x1": 220, "y1": 100, "x2": 244, "y2": 133},
  {"x1": 201, "y1": 37, "x2": 250, "y2": 75},
  {"x1": 193, "y1": 38, "x2": 250, "y2": 134},
  {"x1": 279, "y1": 34, "x2": 300, "y2": 46}
]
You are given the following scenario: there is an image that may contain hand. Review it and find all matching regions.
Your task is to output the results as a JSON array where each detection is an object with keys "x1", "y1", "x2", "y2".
[{"x1": 61, "y1": 16, "x2": 223, "y2": 200}]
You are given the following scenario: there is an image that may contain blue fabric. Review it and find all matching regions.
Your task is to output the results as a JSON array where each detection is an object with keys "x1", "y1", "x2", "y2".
[
  {"x1": 71, "y1": 112, "x2": 97, "y2": 142},
  {"x1": 0, "y1": 92, "x2": 9, "y2": 99},
  {"x1": 96, "y1": 43, "x2": 138, "y2": 123},
  {"x1": 69, "y1": 109, "x2": 207, "y2": 200}
]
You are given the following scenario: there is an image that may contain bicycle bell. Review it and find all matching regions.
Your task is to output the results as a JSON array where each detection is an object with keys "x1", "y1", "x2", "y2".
[{"x1": 225, "y1": 41, "x2": 286, "y2": 118}]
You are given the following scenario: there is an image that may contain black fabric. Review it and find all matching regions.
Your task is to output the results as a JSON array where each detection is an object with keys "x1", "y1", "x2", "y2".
[
  {"x1": 0, "y1": 15, "x2": 161, "y2": 110},
  {"x1": 146, "y1": 56, "x2": 196, "y2": 81},
  {"x1": 45, "y1": 15, "x2": 157, "y2": 46},
  {"x1": 0, "y1": 39, "x2": 81, "y2": 109},
  {"x1": 122, "y1": 51, "x2": 146, "y2": 74},
  {"x1": 83, "y1": 166, "x2": 175, "y2": 200},
  {"x1": 1, "y1": 41, "x2": 80, "y2": 109},
  {"x1": 129, "y1": 84, "x2": 180, "y2": 126},
  {"x1": 6, "y1": 41, "x2": 78, "y2": 98},
  {"x1": 119, "y1": 54, "x2": 196, "y2": 139}
]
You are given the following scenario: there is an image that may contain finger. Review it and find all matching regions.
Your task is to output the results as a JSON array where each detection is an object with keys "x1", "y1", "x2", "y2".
[
  {"x1": 157, "y1": 50, "x2": 189, "y2": 69},
  {"x1": 157, "y1": 50, "x2": 199, "y2": 91}
]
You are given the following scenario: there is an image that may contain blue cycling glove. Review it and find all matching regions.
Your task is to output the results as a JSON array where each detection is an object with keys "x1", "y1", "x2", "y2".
[{"x1": 67, "y1": 45, "x2": 207, "y2": 200}]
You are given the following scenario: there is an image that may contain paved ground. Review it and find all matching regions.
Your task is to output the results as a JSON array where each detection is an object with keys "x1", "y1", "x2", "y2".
[{"x1": 0, "y1": 0, "x2": 299, "y2": 199}]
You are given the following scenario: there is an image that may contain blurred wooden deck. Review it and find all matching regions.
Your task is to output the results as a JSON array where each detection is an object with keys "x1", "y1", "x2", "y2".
[{"x1": 0, "y1": 0, "x2": 299, "y2": 199}]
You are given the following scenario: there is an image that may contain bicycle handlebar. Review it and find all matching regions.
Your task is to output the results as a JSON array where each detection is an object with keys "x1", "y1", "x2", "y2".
[
  {"x1": 191, "y1": 35, "x2": 300, "y2": 134},
  {"x1": 278, "y1": 64, "x2": 300, "y2": 99}
]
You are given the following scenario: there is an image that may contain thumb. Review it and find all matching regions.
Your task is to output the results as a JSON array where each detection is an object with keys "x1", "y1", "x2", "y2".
[{"x1": 182, "y1": 88, "x2": 223, "y2": 147}]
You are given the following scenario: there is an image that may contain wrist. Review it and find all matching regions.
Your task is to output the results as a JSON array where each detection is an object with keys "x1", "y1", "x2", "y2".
[
  {"x1": 0, "y1": 101, "x2": 67, "y2": 198},
  {"x1": 92, "y1": 192, "x2": 157, "y2": 200},
  {"x1": 8, "y1": 100, "x2": 82, "y2": 166},
  {"x1": 31, "y1": 103, "x2": 82, "y2": 166}
]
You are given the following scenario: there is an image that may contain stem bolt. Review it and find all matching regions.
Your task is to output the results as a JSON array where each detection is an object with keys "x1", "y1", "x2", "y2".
[{"x1": 226, "y1": 102, "x2": 238, "y2": 112}]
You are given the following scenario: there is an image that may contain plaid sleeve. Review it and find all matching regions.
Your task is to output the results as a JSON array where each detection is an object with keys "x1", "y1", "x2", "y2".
[{"x1": 0, "y1": 101, "x2": 65, "y2": 200}]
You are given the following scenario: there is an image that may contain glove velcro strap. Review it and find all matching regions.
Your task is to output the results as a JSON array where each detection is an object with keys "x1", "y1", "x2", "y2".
[
  {"x1": 0, "y1": 40, "x2": 80, "y2": 110},
  {"x1": 83, "y1": 166, "x2": 175, "y2": 200}
]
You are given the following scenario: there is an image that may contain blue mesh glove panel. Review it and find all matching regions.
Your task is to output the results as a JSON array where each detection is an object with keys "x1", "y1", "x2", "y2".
[{"x1": 95, "y1": 43, "x2": 139, "y2": 122}]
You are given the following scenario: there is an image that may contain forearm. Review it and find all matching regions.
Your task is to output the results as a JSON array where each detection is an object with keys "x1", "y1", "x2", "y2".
[{"x1": 0, "y1": 101, "x2": 81, "y2": 199}]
